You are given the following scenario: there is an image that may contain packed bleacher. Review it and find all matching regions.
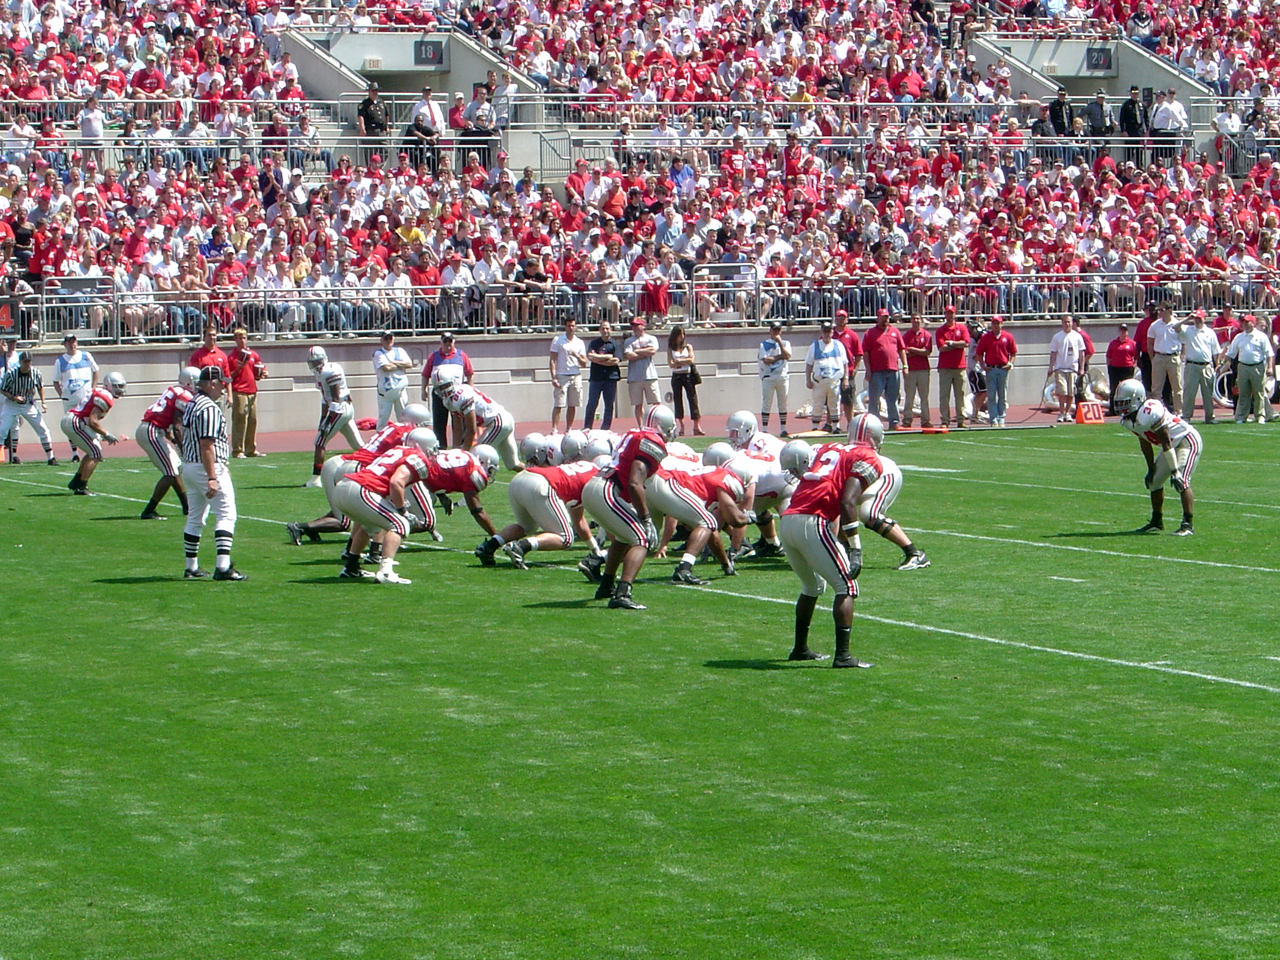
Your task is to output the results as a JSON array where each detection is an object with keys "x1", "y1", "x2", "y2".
[{"x1": 1, "y1": 0, "x2": 1280, "y2": 347}]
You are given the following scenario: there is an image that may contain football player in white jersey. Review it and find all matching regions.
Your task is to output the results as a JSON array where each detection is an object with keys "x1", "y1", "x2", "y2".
[
  {"x1": 1114, "y1": 379, "x2": 1201, "y2": 535},
  {"x1": 845, "y1": 414, "x2": 930, "y2": 569},
  {"x1": 306, "y1": 345, "x2": 363, "y2": 488},
  {"x1": 725, "y1": 409, "x2": 785, "y2": 459},
  {"x1": 440, "y1": 379, "x2": 521, "y2": 472},
  {"x1": 704, "y1": 441, "x2": 796, "y2": 559}
]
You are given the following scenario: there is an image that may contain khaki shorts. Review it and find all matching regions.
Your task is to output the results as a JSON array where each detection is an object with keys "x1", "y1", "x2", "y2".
[
  {"x1": 778, "y1": 512, "x2": 859, "y2": 599},
  {"x1": 508, "y1": 469, "x2": 575, "y2": 545},
  {"x1": 628, "y1": 379, "x2": 660, "y2": 407},
  {"x1": 553, "y1": 374, "x2": 583, "y2": 409},
  {"x1": 1053, "y1": 370, "x2": 1077, "y2": 397}
]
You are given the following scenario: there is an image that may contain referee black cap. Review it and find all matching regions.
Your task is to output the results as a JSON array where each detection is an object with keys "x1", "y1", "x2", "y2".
[
  {"x1": 198, "y1": 365, "x2": 227, "y2": 382},
  {"x1": 17, "y1": 350, "x2": 31, "y2": 362}
]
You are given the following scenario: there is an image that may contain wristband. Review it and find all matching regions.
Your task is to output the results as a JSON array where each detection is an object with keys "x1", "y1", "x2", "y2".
[
  {"x1": 639, "y1": 514, "x2": 650, "y2": 522},
  {"x1": 841, "y1": 521, "x2": 860, "y2": 534}
]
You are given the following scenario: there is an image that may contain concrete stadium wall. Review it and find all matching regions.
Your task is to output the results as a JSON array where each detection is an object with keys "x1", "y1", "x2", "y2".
[{"x1": 24, "y1": 319, "x2": 1120, "y2": 433}]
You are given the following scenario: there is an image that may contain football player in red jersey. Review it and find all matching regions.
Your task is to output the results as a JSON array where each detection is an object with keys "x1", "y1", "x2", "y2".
[
  {"x1": 777, "y1": 437, "x2": 884, "y2": 668},
  {"x1": 474, "y1": 433, "x2": 605, "y2": 569},
  {"x1": 408, "y1": 444, "x2": 502, "y2": 542},
  {"x1": 581, "y1": 404, "x2": 676, "y2": 610},
  {"x1": 135, "y1": 367, "x2": 197, "y2": 520},
  {"x1": 332, "y1": 430, "x2": 440, "y2": 584},
  {"x1": 648, "y1": 462, "x2": 752, "y2": 584},
  {"x1": 63, "y1": 371, "x2": 127, "y2": 495},
  {"x1": 287, "y1": 404, "x2": 432, "y2": 547}
]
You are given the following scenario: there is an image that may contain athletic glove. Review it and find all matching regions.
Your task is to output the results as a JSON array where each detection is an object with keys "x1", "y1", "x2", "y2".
[
  {"x1": 104, "y1": 433, "x2": 118, "y2": 445},
  {"x1": 745, "y1": 510, "x2": 758, "y2": 525},
  {"x1": 640, "y1": 515, "x2": 659, "y2": 549},
  {"x1": 1143, "y1": 467, "x2": 1155, "y2": 489},
  {"x1": 1171, "y1": 471, "x2": 1187, "y2": 492},
  {"x1": 847, "y1": 546, "x2": 863, "y2": 580}
]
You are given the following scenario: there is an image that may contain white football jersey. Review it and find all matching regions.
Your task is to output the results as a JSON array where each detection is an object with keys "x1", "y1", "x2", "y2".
[
  {"x1": 728, "y1": 451, "x2": 797, "y2": 500},
  {"x1": 664, "y1": 440, "x2": 701, "y2": 465},
  {"x1": 745, "y1": 431, "x2": 785, "y2": 461},
  {"x1": 1126, "y1": 399, "x2": 1193, "y2": 445},
  {"x1": 586, "y1": 429, "x2": 621, "y2": 448},
  {"x1": 445, "y1": 383, "x2": 507, "y2": 427},
  {"x1": 316, "y1": 361, "x2": 350, "y2": 401}
]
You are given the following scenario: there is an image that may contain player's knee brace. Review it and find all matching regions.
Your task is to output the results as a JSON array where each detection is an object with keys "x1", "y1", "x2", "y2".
[
  {"x1": 756, "y1": 509, "x2": 772, "y2": 526},
  {"x1": 866, "y1": 515, "x2": 896, "y2": 536}
]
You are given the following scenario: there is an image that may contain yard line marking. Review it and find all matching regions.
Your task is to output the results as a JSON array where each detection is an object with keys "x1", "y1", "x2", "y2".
[
  {"x1": 909, "y1": 527, "x2": 1280, "y2": 574},
  {"x1": 939, "y1": 476, "x2": 1280, "y2": 512},
  {"x1": 0, "y1": 475, "x2": 285, "y2": 526},
  {"x1": 1265, "y1": 657, "x2": 1280, "y2": 663},
  {"x1": 1048, "y1": 576, "x2": 1086, "y2": 583},
  {"x1": 898, "y1": 464, "x2": 964, "y2": 473},
  {"x1": 940, "y1": 436, "x2": 1274, "y2": 468},
  {"x1": 692, "y1": 585, "x2": 1280, "y2": 695}
]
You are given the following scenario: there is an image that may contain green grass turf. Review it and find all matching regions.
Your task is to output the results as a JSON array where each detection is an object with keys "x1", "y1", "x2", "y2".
[{"x1": 2, "y1": 424, "x2": 1280, "y2": 959}]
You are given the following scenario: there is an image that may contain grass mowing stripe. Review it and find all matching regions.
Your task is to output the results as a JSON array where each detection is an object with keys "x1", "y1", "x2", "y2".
[
  {"x1": 944, "y1": 434, "x2": 1278, "y2": 468},
  {"x1": 0, "y1": 474, "x2": 287, "y2": 525},
  {"x1": 911, "y1": 527, "x2": 1280, "y2": 574},
  {"x1": 953, "y1": 476, "x2": 1280, "y2": 511}
]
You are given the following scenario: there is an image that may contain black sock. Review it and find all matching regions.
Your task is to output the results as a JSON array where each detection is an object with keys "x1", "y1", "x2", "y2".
[
  {"x1": 177, "y1": 490, "x2": 189, "y2": 513},
  {"x1": 481, "y1": 536, "x2": 500, "y2": 553},
  {"x1": 313, "y1": 463, "x2": 323, "y2": 476},
  {"x1": 779, "y1": 413, "x2": 787, "y2": 428},
  {"x1": 1151, "y1": 512, "x2": 1163, "y2": 526},
  {"x1": 596, "y1": 572, "x2": 616, "y2": 597},
  {"x1": 902, "y1": 542, "x2": 917, "y2": 558},
  {"x1": 835, "y1": 625, "x2": 852, "y2": 660},
  {"x1": 794, "y1": 594, "x2": 818, "y2": 650},
  {"x1": 343, "y1": 536, "x2": 354, "y2": 555},
  {"x1": 1183, "y1": 512, "x2": 1193, "y2": 526},
  {"x1": 614, "y1": 579, "x2": 632, "y2": 598},
  {"x1": 144, "y1": 494, "x2": 162, "y2": 514},
  {"x1": 760, "y1": 412, "x2": 770, "y2": 429},
  {"x1": 676, "y1": 560, "x2": 692, "y2": 573},
  {"x1": 368, "y1": 541, "x2": 384, "y2": 561}
]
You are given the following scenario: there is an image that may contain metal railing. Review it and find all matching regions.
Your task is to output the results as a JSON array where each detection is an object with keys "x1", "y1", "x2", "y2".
[{"x1": 16, "y1": 268, "x2": 1270, "y2": 345}]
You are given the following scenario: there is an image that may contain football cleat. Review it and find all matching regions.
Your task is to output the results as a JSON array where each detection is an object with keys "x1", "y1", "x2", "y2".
[
  {"x1": 213, "y1": 567, "x2": 247, "y2": 581},
  {"x1": 46, "y1": 457, "x2": 58, "y2": 466},
  {"x1": 139, "y1": 510, "x2": 167, "y2": 521},
  {"x1": 304, "y1": 476, "x2": 322, "y2": 488},
  {"x1": 183, "y1": 568, "x2": 211, "y2": 579},
  {"x1": 833, "y1": 655, "x2": 874, "y2": 669},
  {"x1": 501, "y1": 540, "x2": 529, "y2": 570},
  {"x1": 286, "y1": 522, "x2": 304, "y2": 546},
  {"x1": 671, "y1": 567, "x2": 709, "y2": 586},
  {"x1": 732, "y1": 542, "x2": 756, "y2": 560},
  {"x1": 1173, "y1": 522, "x2": 1194, "y2": 537},
  {"x1": 897, "y1": 551, "x2": 931, "y2": 571},
  {"x1": 753, "y1": 540, "x2": 785, "y2": 558},
  {"x1": 608, "y1": 594, "x2": 647, "y2": 610},
  {"x1": 9, "y1": 455, "x2": 20, "y2": 464},
  {"x1": 1134, "y1": 520, "x2": 1164, "y2": 534},
  {"x1": 788, "y1": 648, "x2": 828, "y2": 661},
  {"x1": 578, "y1": 554, "x2": 604, "y2": 583},
  {"x1": 721, "y1": 561, "x2": 737, "y2": 577},
  {"x1": 339, "y1": 568, "x2": 375, "y2": 579},
  {"x1": 73, "y1": 487, "x2": 92, "y2": 496},
  {"x1": 339, "y1": 550, "x2": 371, "y2": 564},
  {"x1": 375, "y1": 571, "x2": 412, "y2": 585}
]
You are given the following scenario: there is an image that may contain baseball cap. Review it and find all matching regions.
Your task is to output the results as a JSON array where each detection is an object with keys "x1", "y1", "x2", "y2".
[
  {"x1": 441, "y1": 330, "x2": 455, "y2": 339},
  {"x1": 17, "y1": 350, "x2": 31, "y2": 362},
  {"x1": 63, "y1": 333, "x2": 77, "y2": 342},
  {"x1": 198, "y1": 365, "x2": 227, "y2": 382},
  {"x1": 769, "y1": 320, "x2": 783, "y2": 330}
]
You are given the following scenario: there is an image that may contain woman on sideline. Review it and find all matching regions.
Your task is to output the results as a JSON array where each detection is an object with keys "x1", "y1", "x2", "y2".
[{"x1": 667, "y1": 324, "x2": 703, "y2": 436}]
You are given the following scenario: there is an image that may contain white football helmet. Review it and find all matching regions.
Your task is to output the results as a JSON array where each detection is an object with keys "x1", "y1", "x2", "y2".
[
  {"x1": 406, "y1": 427, "x2": 440, "y2": 455},
  {"x1": 1114, "y1": 379, "x2": 1147, "y2": 416},
  {"x1": 560, "y1": 429, "x2": 589, "y2": 461},
  {"x1": 178, "y1": 366, "x2": 200, "y2": 389},
  {"x1": 643, "y1": 403, "x2": 679, "y2": 441},
  {"x1": 401, "y1": 402, "x2": 431, "y2": 427},
  {"x1": 104, "y1": 371, "x2": 127, "y2": 397},
  {"x1": 307, "y1": 345, "x2": 327, "y2": 370},
  {"x1": 582, "y1": 437, "x2": 614, "y2": 461},
  {"x1": 726, "y1": 410, "x2": 758, "y2": 449},
  {"x1": 472, "y1": 443, "x2": 501, "y2": 478},
  {"x1": 847, "y1": 412, "x2": 885, "y2": 451},
  {"x1": 779, "y1": 439, "x2": 814, "y2": 479},
  {"x1": 519, "y1": 431, "x2": 549, "y2": 466},
  {"x1": 702, "y1": 441, "x2": 735, "y2": 467},
  {"x1": 430, "y1": 366, "x2": 463, "y2": 395},
  {"x1": 721, "y1": 458, "x2": 753, "y2": 492},
  {"x1": 593, "y1": 454, "x2": 613, "y2": 470}
]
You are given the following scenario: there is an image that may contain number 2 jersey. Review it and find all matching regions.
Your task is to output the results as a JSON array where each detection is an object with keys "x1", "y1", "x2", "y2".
[
  {"x1": 599, "y1": 428, "x2": 667, "y2": 503},
  {"x1": 784, "y1": 442, "x2": 884, "y2": 521},
  {"x1": 140, "y1": 384, "x2": 193, "y2": 430},
  {"x1": 349, "y1": 446, "x2": 432, "y2": 496},
  {"x1": 1124, "y1": 399, "x2": 1194, "y2": 445}
]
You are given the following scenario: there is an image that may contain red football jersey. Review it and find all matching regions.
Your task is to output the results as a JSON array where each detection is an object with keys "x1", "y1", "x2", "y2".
[
  {"x1": 601, "y1": 428, "x2": 667, "y2": 503},
  {"x1": 784, "y1": 443, "x2": 883, "y2": 521},
  {"x1": 425, "y1": 448, "x2": 489, "y2": 494},
  {"x1": 140, "y1": 385, "x2": 193, "y2": 430},
  {"x1": 349, "y1": 446, "x2": 431, "y2": 496},
  {"x1": 529, "y1": 460, "x2": 598, "y2": 507},
  {"x1": 72, "y1": 387, "x2": 114, "y2": 420},
  {"x1": 659, "y1": 465, "x2": 744, "y2": 504},
  {"x1": 343, "y1": 421, "x2": 413, "y2": 465}
]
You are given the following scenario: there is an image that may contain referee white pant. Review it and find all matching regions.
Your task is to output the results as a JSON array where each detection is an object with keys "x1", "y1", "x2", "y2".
[
  {"x1": 761, "y1": 376, "x2": 788, "y2": 417},
  {"x1": 376, "y1": 385, "x2": 407, "y2": 429},
  {"x1": 183, "y1": 462, "x2": 237, "y2": 537},
  {"x1": 135, "y1": 421, "x2": 180, "y2": 477},
  {"x1": 0, "y1": 399, "x2": 52, "y2": 448}
]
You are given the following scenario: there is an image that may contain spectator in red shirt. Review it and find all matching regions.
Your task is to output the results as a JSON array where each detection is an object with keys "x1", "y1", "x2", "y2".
[
  {"x1": 934, "y1": 305, "x2": 970, "y2": 427},
  {"x1": 863, "y1": 309, "x2": 909, "y2": 430},
  {"x1": 188, "y1": 322, "x2": 231, "y2": 376},
  {"x1": 1105, "y1": 322, "x2": 1137, "y2": 416},
  {"x1": 226, "y1": 326, "x2": 267, "y2": 458},
  {"x1": 902, "y1": 313, "x2": 934, "y2": 428},
  {"x1": 975, "y1": 315, "x2": 1017, "y2": 426}
]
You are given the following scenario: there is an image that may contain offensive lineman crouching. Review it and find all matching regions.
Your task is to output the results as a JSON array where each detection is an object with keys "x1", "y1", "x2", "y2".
[{"x1": 777, "y1": 437, "x2": 883, "y2": 667}]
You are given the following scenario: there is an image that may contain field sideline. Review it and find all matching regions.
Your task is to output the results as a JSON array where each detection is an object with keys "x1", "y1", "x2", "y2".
[{"x1": 2, "y1": 423, "x2": 1279, "y2": 960}]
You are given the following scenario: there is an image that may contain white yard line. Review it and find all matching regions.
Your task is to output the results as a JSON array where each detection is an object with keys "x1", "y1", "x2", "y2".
[
  {"x1": 946, "y1": 476, "x2": 1280, "y2": 511},
  {"x1": 1048, "y1": 576, "x2": 1087, "y2": 583},
  {"x1": 0, "y1": 475, "x2": 285, "y2": 526}
]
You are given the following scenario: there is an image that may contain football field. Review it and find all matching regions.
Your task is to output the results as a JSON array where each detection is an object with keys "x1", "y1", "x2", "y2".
[{"x1": 2, "y1": 424, "x2": 1279, "y2": 959}]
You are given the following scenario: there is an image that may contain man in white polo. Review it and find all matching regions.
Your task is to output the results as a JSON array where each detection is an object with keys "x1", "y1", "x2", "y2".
[
  {"x1": 1047, "y1": 315, "x2": 1086, "y2": 422},
  {"x1": 549, "y1": 317, "x2": 588, "y2": 433},
  {"x1": 372, "y1": 329, "x2": 412, "y2": 428},
  {"x1": 1147, "y1": 302, "x2": 1183, "y2": 412},
  {"x1": 1220, "y1": 314, "x2": 1277, "y2": 423}
]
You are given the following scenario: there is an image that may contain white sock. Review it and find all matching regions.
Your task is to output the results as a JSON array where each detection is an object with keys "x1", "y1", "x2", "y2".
[
  {"x1": 379, "y1": 558, "x2": 394, "y2": 577},
  {"x1": 766, "y1": 536, "x2": 780, "y2": 546},
  {"x1": 524, "y1": 539, "x2": 540, "y2": 552},
  {"x1": 215, "y1": 555, "x2": 230, "y2": 572},
  {"x1": 587, "y1": 535, "x2": 600, "y2": 553},
  {"x1": 185, "y1": 556, "x2": 198, "y2": 572},
  {"x1": 681, "y1": 552, "x2": 697, "y2": 567}
]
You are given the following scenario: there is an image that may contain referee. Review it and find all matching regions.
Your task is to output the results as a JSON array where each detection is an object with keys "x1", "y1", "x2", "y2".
[
  {"x1": 181, "y1": 366, "x2": 246, "y2": 581},
  {"x1": 0, "y1": 351, "x2": 57, "y2": 464}
]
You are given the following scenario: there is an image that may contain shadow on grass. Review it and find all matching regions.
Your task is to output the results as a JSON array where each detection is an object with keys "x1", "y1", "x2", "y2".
[
  {"x1": 90, "y1": 515, "x2": 155, "y2": 521},
  {"x1": 524, "y1": 598, "x2": 595, "y2": 610},
  {"x1": 97, "y1": 576, "x2": 180, "y2": 584},
  {"x1": 1048, "y1": 529, "x2": 1159, "y2": 539},
  {"x1": 704, "y1": 658, "x2": 793, "y2": 671}
]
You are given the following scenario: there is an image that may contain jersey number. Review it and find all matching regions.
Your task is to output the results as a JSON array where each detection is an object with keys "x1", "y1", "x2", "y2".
[{"x1": 803, "y1": 446, "x2": 846, "y2": 482}]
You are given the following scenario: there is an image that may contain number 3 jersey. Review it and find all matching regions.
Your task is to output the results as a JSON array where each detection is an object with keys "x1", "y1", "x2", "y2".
[
  {"x1": 1124, "y1": 399, "x2": 1193, "y2": 445},
  {"x1": 784, "y1": 442, "x2": 884, "y2": 521}
]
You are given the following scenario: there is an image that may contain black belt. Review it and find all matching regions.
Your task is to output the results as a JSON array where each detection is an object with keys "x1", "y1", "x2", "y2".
[
  {"x1": 1156, "y1": 352, "x2": 1179, "y2": 356},
  {"x1": 1241, "y1": 361, "x2": 1264, "y2": 366},
  {"x1": 1186, "y1": 360, "x2": 1209, "y2": 365}
]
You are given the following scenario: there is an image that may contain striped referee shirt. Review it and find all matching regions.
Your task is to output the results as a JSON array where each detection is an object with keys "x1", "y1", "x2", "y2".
[
  {"x1": 181, "y1": 392, "x2": 230, "y2": 464},
  {"x1": 0, "y1": 366, "x2": 41, "y2": 404}
]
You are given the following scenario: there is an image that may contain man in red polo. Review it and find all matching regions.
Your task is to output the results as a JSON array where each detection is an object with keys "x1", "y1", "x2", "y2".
[
  {"x1": 934, "y1": 304, "x2": 970, "y2": 427},
  {"x1": 862, "y1": 308, "x2": 908, "y2": 430},
  {"x1": 902, "y1": 313, "x2": 934, "y2": 428},
  {"x1": 1105, "y1": 322, "x2": 1138, "y2": 416},
  {"x1": 188, "y1": 323, "x2": 231, "y2": 377},
  {"x1": 832, "y1": 308, "x2": 864, "y2": 425},
  {"x1": 226, "y1": 327, "x2": 267, "y2": 458},
  {"x1": 975, "y1": 315, "x2": 1017, "y2": 426}
]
